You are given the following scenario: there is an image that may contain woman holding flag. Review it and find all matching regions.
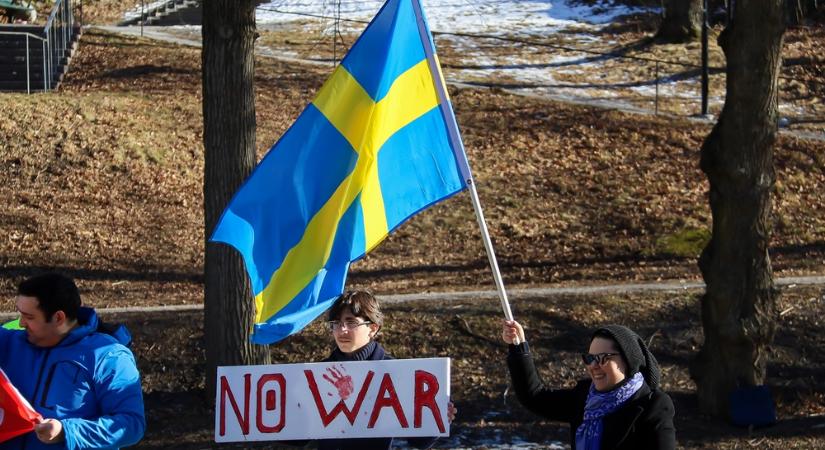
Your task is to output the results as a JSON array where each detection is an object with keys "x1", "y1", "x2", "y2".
[{"x1": 502, "y1": 320, "x2": 675, "y2": 449}]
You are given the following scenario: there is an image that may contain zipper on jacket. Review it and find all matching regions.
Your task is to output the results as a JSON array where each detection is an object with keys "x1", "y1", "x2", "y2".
[
  {"x1": 24, "y1": 348, "x2": 52, "y2": 450},
  {"x1": 30, "y1": 348, "x2": 52, "y2": 406},
  {"x1": 40, "y1": 363, "x2": 58, "y2": 408}
]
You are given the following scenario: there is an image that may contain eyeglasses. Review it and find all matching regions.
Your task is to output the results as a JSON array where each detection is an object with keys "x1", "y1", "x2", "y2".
[
  {"x1": 328, "y1": 319, "x2": 372, "y2": 331},
  {"x1": 581, "y1": 352, "x2": 620, "y2": 366}
]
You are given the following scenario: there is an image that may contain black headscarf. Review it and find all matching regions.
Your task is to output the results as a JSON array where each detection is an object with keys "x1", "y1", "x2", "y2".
[{"x1": 592, "y1": 325, "x2": 661, "y2": 390}]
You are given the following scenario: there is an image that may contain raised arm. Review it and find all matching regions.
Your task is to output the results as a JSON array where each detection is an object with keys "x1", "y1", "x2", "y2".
[{"x1": 502, "y1": 320, "x2": 581, "y2": 424}]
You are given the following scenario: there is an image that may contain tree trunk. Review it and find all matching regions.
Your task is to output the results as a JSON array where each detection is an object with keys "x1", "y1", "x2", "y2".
[
  {"x1": 657, "y1": 0, "x2": 703, "y2": 42},
  {"x1": 202, "y1": 0, "x2": 270, "y2": 398},
  {"x1": 785, "y1": 0, "x2": 821, "y2": 24},
  {"x1": 690, "y1": 0, "x2": 785, "y2": 417}
]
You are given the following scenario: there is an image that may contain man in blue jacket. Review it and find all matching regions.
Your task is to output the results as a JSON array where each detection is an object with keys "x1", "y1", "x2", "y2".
[{"x1": 0, "y1": 273, "x2": 145, "y2": 450}]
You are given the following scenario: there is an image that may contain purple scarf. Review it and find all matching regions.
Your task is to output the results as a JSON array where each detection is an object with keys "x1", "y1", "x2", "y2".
[{"x1": 575, "y1": 372, "x2": 644, "y2": 450}]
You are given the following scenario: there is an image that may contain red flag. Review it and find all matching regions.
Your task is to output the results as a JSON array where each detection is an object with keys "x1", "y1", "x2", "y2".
[{"x1": 0, "y1": 368, "x2": 41, "y2": 443}]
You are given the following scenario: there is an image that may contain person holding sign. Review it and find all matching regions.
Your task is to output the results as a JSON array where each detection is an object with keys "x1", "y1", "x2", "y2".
[
  {"x1": 0, "y1": 273, "x2": 145, "y2": 450},
  {"x1": 295, "y1": 290, "x2": 456, "y2": 450},
  {"x1": 502, "y1": 320, "x2": 675, "y2": 449}
]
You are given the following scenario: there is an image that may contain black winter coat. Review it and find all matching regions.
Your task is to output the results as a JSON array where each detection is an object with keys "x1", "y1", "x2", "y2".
[{"x1": 507, "y1": 343, "x2": 676, "y2": 450}]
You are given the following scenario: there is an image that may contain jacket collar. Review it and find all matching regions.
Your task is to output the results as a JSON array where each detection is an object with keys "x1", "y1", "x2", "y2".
[
  {"x1": 55, "y1": 307, "x2": 98, "y2": 348},
  {"x1": 327, "y1": 340, "x2": 385, "y2": 362}
]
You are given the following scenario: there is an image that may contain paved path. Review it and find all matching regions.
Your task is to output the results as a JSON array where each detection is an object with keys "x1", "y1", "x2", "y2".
[
  {"x1": 2, "y1": 275, "x2": 822, "y2": 320},
  {"x1": 94, "y1": 25, "x2": 329, "y2": 68}
]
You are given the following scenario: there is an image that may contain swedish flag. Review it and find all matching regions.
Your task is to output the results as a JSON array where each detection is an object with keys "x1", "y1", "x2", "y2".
[{"x1": 211, "y1": 0, "x2": 469, "y2": 344}]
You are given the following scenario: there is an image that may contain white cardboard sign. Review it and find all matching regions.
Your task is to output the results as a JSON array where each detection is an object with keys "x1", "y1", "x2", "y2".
[{"x1": 215, "y1": 358, "x2": 450, "y2": 443}]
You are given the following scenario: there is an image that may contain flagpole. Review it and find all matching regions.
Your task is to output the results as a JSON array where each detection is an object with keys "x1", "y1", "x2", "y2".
[
  {"x1": 410, "y1": 0, "x2": 517, "y2": 329},
  {"x1": 464, "y1": 179, "x2": 515, "y2": 322}
]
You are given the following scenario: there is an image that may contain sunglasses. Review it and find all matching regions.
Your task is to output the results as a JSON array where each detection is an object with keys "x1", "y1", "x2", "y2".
[{"x1": 581, "y1": 352, "x2": 620, "y2": 366}]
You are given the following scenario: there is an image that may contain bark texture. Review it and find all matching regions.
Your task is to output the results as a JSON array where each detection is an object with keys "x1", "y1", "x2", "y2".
[
  {"x1": 785, "y1": 0, "x2": 821, "y2": 24},
  {"x1": 691, "y1": 0, "x2": 785, "y2": 417},
  {"x1": 202, "y1": 0, "x2": 270, "y2": 397},
  {"x1": 657, "y1": 0, "x2": 704, "y2": 42}
]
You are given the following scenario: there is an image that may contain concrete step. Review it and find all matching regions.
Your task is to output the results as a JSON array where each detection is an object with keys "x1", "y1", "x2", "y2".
[
  {"x1": 0, "y1": 51, "x2": 75, "y2": 91},
  {"x1": 0, "y1": 52, "x2": 70, "y2": 65},
  {"x1": 0, "y1": 47, "x2": 47, "y2": 57},
  {"x1": 119, "y1": 0, "x2": 265, "y2": 26},
  {"x1": 0, "y1": 62, "x2": 49, "y2": 73},
  {"x1": 120, "y1": 0, "x2": 202, "y2": 26},
  {"x1": 145, "y1": 4, "x2": 202, "y2": 26},
  {"x1": 0, "y1": 53, "x2": 36, "y2": 64},
  {"x1": 0, "y1": 70, "x2": 60, "y2": 87},
  {"x1": 0, "y1": 60, "x2": 65, "y2": 73},
  {"x1": 0, "y1": 36, "x2": 46, "y2": 47},
  {"x1": 0, "y1": 24, "x2": 43, "y2": 35},
  {"x1": 0, "y1": 72, "x2": 52, "y2": 84},
  {"x1": 0, "y1": 80, "x2": 51, "y2": 91}
]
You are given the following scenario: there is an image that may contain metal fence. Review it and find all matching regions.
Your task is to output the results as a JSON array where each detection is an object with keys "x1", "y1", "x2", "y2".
[
  {"x1": 43, "y1": 0, "x2": 76, "y2": 91},
  {"x1": 0, "y1": 0, "x2": 78, "y2": 93}
]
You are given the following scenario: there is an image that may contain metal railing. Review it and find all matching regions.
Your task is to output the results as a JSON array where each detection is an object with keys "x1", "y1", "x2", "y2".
[
  {"x1": 43, "y1": 0, "x2": 76, "y2": 91},
  {"x1": 0, "y1": 0, "x2": 79, "y2": 92}
]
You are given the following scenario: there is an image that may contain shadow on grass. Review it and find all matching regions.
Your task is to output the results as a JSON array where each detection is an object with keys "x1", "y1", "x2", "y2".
[
  {"x1": 97, "y1": 64, "x2": 196, "y2": 79},
  {"x1": 0, "y1": 264, "x2": 202, "y2": 284}
]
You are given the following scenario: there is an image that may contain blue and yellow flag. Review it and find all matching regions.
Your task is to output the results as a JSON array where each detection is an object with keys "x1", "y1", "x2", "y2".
[{"x1": 211, "y1": 0, "x2": 470, "y2": 344}]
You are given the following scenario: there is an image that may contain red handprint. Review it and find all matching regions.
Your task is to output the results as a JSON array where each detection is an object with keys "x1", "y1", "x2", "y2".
[{"x1": 323, "y1": 365, "x2": 354, "y2": 400}]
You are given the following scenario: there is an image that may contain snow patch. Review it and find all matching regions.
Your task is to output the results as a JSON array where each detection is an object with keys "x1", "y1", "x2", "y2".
[{"x1": 255, "y1": 0, "x2": 659, "y2": 34}]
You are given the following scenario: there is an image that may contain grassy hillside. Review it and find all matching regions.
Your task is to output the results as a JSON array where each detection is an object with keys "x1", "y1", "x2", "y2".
[{"x1": 1, "y1": 28, "x2": 823, "y2": 310}]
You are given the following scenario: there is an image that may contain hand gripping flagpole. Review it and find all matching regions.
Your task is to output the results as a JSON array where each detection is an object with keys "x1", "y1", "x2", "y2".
[{"x1": 411, "y1": 0, "x2": 519, "y2": 342}]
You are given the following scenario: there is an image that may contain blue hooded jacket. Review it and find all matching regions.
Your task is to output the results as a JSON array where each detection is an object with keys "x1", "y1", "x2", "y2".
[{"x1": 0, "y1": 307, "x2": 145, "y2": 450}]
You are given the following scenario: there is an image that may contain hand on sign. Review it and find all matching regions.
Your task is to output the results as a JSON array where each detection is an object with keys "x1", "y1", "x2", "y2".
[
  {"x1": 447, "y1": 401, "x2": 457, "y2": 423},
  {"x1": 34, "y1": 418, "x2": 64, "y2": 444}
]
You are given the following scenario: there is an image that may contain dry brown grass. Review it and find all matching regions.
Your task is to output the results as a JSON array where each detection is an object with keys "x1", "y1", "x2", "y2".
[
  {"x1": 2, "y1": 28, "x2": 823, "y2": 311},
  {"x1": 1, "y1": 5, "x2": 824, "y2": 449}
]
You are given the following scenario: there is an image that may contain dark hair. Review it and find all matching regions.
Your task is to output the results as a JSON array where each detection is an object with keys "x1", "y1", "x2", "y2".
[
  {"x1": 327, "y1": 290, "x2": 384, "y2": 327},
  {"x1": 592, "y1": 325, "x2": 661, "y2": 389},
  {"x1": 18, "y1": 273, "x2": 81, "y2": 322}
]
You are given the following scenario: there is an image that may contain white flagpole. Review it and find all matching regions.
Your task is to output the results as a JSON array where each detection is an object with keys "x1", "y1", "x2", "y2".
[{"x1": 410, "y1": 0, "x2": 517, "y2": 326}]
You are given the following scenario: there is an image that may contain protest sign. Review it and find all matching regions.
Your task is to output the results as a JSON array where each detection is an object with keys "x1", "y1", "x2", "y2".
[{"x1": 215, "y1": 358, "x2": 449, "y2": 443}]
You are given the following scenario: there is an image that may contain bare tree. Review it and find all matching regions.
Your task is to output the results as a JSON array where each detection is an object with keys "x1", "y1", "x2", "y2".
[
  {"x1": 657, "y1": 0, "x2": 703, "y2": 42},
  {"x1": 786, "y1": 0, "x2": 822, "y2": 24},
  {"x1": 690, "y1": 0, "x2": 785, "y2": 417},
  {"x1": 202, "y1": 0, "x2": 270, "y2": 396}
]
